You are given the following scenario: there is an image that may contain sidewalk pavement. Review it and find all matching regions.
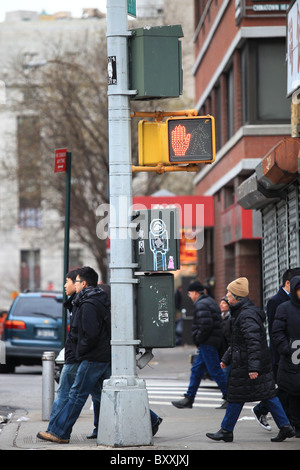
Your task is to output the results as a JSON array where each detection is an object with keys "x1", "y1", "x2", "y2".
[{"x1": 0, "y1": 346, "x2": 299, "y2": 452}]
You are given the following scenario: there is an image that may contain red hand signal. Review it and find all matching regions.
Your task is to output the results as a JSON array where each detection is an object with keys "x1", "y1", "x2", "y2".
[{"x1": 171, "y1": 124, "x2": 191, "y2": 156}]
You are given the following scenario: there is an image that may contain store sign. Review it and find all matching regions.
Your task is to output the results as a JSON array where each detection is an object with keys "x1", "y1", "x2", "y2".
[{"x1": 287, "y1": 0, "x2": 300, "y2": 96}]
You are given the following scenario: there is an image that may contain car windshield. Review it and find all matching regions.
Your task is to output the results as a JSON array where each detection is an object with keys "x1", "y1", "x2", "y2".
[{"x1": 12, "y1": 296, "x2": 63, "y2": 319}]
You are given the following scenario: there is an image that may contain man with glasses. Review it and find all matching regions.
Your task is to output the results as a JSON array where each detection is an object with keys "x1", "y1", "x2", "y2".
[{"x1": 37, "y1": 266, "x2": 111, "y2": 444}]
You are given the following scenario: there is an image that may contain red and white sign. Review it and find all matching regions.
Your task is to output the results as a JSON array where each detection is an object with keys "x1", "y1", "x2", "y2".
[{"x1": 54, "y1": 148, "x2": 67, "y2": 173}]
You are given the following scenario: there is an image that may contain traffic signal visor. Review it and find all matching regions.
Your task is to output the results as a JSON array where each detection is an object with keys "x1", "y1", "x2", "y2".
[{"x1": 167, "y1": 115, "x2": 216, "y2": 164}]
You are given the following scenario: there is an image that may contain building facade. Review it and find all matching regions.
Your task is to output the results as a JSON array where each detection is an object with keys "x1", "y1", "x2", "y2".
[{"x1": 193, "y1": 0, "x2": 291, "y2": 306}]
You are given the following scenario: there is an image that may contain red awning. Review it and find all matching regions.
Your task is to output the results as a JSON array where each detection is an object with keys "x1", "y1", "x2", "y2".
[{"x1": 132, "y1": 195, "x2": 214, "y2": 228}]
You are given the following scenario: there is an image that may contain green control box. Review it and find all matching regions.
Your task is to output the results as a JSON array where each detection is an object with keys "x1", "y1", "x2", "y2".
[
  {"x1": 128, "y1": 25, "x2": 183, "y2": 100},
  {"x1": 135, "y1": 273, "x2": 175, "y2": 348}
]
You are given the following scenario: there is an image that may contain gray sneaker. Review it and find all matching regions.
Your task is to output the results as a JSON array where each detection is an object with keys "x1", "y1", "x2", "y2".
[{"x1": 252, "y1": 407, "x2": 272, "y2": 431}]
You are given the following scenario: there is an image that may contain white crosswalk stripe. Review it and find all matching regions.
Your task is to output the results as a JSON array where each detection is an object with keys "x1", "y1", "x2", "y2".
[
  {"x1": 146, "y1": 382, "x2": 224, "y2": 408},
  {"x1": 145, "y1": 382, "x2": 254, "y2": 409}
]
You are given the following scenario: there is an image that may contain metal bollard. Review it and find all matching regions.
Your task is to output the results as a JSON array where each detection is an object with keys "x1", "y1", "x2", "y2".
[{"x1": 42, "y1": 351, "x2": 55, "y2": 421}]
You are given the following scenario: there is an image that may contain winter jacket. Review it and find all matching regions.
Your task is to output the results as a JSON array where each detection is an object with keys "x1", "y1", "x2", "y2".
[
  {"x1": 272, "y1": 276, "x2": 300, "y2": 396},
  {"x1": 222, "y1": 297, "x2": 276, "y2": 403},
  {"x1": 64, "y1": 293, "x2": 78, "y2": 364},
  {"x1": 191, "y1": 294, "x2": 222, "y2": 349},
  {"x1": 73, "y1": 286, "x2": 111, "y2": 363},
  {"x1": 266, "y1": 286, "x2": 290, "y2": 379}
]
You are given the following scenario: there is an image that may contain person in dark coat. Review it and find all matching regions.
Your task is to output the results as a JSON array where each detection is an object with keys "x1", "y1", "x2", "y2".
[
  {"x1": 206, "y1": 277, "x2": 295, "y2": 443},
  {"x1": 252, "y1": 268, "x2": 300, "y2": 431},
  {"x1": 37, "y1": 266, "x2": 111, "y2": 444},
  {"x1": 272, "y1": 275, "x2": 300, "y2": 437},
  {"x1": 172, "y1": 280, "x2": 227, "y2": 409}
]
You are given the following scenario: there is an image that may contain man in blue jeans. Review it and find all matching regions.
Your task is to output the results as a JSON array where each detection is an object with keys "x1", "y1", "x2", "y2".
[
  {"x1": 206, "y1": 277, "x2": 295, "y2": 443},
  {"x1": 172, "y1": 280, "x2": 227, "y2": 409},
  {"x1": 46, "y1": 269, "x2": 79, "y2": 430},
  {"x1": 37, "y1": 266, "x2": 111, "y2": 444}
]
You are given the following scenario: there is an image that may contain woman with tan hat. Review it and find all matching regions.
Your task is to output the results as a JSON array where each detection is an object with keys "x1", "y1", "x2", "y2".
[{"x1": 206, "y1": 277, "x2": 295, "y2": 443}]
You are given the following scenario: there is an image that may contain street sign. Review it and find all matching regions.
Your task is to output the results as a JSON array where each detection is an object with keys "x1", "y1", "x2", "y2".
[
  {"x1": 127, "y1": 0, "x2": 136, "y2": 17},
  {"x1": 54, "y1": 148, "x2": 67, "y2": 173}
]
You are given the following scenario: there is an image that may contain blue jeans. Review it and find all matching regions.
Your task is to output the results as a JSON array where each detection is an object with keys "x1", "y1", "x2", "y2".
[
  {"x1": 187, "y1": 344, "x2": 227, "y2": 399},
  {"x1": 222, "y1": 397, "x2": 290, "y2": 432},
  {"x1": 47, "y1": 363, "x2": 79, "y2": 431},
  {"x1": 49, "y1": 360, "x2": 111, "y2": 440}
]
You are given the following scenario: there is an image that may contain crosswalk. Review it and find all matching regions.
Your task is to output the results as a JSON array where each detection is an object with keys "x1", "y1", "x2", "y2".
[
  {"x1": 145, "y1": 381, "x2": 254, "y2": 410},
  {"x1": 146, "y1": 381, "x2": 224, "y2": 408}
]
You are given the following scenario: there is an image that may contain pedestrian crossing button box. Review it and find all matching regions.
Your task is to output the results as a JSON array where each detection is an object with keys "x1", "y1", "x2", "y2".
[{"x1": 135, "y1": 273, "x2": 175, "y2": 348}]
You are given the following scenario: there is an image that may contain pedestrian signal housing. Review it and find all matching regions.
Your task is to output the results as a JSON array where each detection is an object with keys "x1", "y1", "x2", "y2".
[
  {"x1": 167, "y1": 116, "x2": 215, "y2": 164},
  {"x1": 137, "y1": 115, "x2": 215, "y2": 170}
]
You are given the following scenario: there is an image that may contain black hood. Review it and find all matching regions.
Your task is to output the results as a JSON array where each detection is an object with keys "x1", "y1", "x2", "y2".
[{"x1": 290, "y1": 275, "x2": 300, "y2": 307}]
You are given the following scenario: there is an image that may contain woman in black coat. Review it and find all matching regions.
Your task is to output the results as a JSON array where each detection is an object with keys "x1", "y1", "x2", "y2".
[
  {"x1": 206, "y1": 277, "x2": 295, "y2": 443},
  {"x1": 272, "y1": 275, "x2": 300, "y2": 435}
]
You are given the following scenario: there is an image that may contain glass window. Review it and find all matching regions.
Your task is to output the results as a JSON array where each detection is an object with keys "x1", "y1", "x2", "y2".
[
  {"x1": 241, "y1": 39, "x2": 290, "y2": 124},
  {"x1": 227, "y1": 66, "x2": 234, "y2": 137},
  {"x1": 257, "y1": 41, "x2": 290, "y2": 121},
  {"x1": 12, "y1": 296, "x2": 63, "y2": 318}
]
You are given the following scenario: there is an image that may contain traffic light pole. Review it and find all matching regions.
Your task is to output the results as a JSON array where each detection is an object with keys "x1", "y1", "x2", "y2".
[{"x1": 97, "y1": 0, "x2": 152, "y2": 447}]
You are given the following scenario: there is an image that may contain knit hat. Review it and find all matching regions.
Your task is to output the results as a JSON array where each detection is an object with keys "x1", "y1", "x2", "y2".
[
  {"x1": 188, "y1": 280, "x2": 205, "y2": 293},
  {"x1": 227, "y1": 277, "x2": 249, "y2": 298}
]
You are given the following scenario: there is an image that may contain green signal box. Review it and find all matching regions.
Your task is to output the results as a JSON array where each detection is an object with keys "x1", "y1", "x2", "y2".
[
  {"x1": 128, "y1": 25, "x2": 183, "y2": 100},
  {"x1": 133, "y1": 208, "x2": 180, "y2": 272},
  {"x1": 135, "y1": 273, "x2": 175, "y2": 348}
]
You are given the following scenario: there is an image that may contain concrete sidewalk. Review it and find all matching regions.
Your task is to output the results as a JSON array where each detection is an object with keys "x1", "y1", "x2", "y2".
[{"x1": 0, "y1": 347, "x2": 299, "y2": 451}]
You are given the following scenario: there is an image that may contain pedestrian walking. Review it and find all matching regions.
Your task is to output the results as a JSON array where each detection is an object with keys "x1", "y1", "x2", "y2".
[
  {"x1": 172, "y1": 280, "x2": 227, "y2": 410},
  {"x1": 37, "y1": 266, "x2": 111, "y2": 444},
  {"x1": 252, "y1": 267, "x2": 300, "y2": 430},
  {"x1": 272, "y1": 275, "x2": 300, "y2": 437},
  {"x1": 46, "y1": 269, "x2": 79, "y2": 431},
  {"x1": 206, "y1": 277, "x2": 295, "y2": 443}
]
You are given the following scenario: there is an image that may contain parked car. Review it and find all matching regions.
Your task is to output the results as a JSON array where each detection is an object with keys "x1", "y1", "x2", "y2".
[{"x1": 0, "y1": 291, "x2": 65, "y2": 373}]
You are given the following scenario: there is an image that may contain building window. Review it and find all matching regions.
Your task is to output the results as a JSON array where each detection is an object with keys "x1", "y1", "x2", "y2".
[
  {"x1": 242, "y1": 39, "x2": 290, "y2": 124},
  {"x1": 17, "y1": 116, "x2": 42, "y2": 228},
  {"x1": 20, "y1": 249, "x2": 40, "y2": 291},
  {"x1": 227, "y1": 66, "x2": 234, "y2": 138}
]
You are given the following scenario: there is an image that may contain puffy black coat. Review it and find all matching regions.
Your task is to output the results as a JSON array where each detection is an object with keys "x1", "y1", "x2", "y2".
[
  {"x1": 222, "y1": 297, "x2": 276, "y2": 403},
  {"x1": 64, "y1": 293, "x2": 78, "y2": 364},
  {"x1": 272, "y1": 276, "x2": 300, "y2": 396},
  {"x1": 191, "y1": 295, "x2": 222, "y2": 349},
  {"x1": 73, "y1": 286, "x2": 111, "y2": 363}
]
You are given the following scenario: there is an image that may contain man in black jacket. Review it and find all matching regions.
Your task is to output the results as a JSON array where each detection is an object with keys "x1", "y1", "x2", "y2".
[
  {"x1": 172, "y1": 280, "x2": 227, "y2": 409},
  {"x1": 272, "y1": 275, "x2": 300, "y2": 437},
  {"x1": 252, "y1": 268, "x2": 300, "y2": 431},
  {"x1": 206, "y1": 277, "x2": 295, "y2": 443},
  {"x1": 37, "y1": 266, "x2": 111, "y2": 444}
]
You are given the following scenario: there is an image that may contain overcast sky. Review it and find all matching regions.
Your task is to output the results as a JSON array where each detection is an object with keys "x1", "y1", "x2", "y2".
[{"x1": 0, "y1": 0, "x2": 107, "y2": 22}]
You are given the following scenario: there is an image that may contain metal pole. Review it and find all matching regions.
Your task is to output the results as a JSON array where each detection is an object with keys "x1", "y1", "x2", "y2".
[
  {"x1": 42, "y1": 351, "x2": 55, "y2": 421},
  {"x1": 62, "y1": 152, "x2": 71, "y2": 347},
  {"x1": 97, "y1": 0, "x2": 152, "y2": 447}
]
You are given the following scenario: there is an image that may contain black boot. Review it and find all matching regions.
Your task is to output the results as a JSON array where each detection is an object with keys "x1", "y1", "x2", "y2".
[
  {"x1": 271, "y1": 424, "x2": 295, "y2": 442},
  {"x1": 206, "y1": 428, "x2": 233, "y2": 442},
  {"x1": 171, "y1": 394, "x2": 194, "y2": 409}
]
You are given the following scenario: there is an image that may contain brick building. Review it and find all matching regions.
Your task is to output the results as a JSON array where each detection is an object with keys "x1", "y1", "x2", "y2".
[{"x1": 192, "y1": 0, "x2": 291, "y2": 306}]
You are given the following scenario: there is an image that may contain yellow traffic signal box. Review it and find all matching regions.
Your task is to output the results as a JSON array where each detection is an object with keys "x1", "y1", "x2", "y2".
[{"x1": 138, "y1": 115, "x2": 215, "y2": 168}]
